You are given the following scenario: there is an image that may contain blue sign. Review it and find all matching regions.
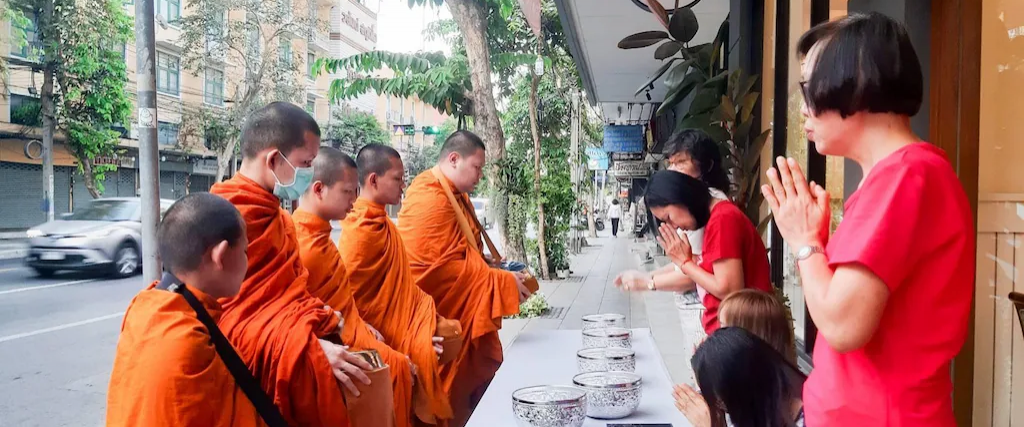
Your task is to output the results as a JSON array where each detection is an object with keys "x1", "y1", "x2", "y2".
[
  {"x1": 603, "y1": 125, "x2": 644, "y2": 153},
  {"x1": 585, "y1": 146, "x2": 609, "y2": 170}
]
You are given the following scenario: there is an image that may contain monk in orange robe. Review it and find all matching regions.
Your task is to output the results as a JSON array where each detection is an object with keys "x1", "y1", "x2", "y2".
[
  {"x1": 398, "y1": 130, "x2": 533, "y2": 427},
  {"x1": 107, "y1": 193, "x2": 262, "y2": 426},
  {"x1": 340, "y1": 143, "x2": 455, "y2": 426},
  {"x1": 293, "y1": 146, "x2": 416, "y2": 427},
  {"x1": 210, "y1": 102, "x2": 373, "y2": 427}
]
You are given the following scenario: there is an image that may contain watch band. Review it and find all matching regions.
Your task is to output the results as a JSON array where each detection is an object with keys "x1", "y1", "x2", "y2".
[{"x1": 797, "y1": 245, "x2": 825, "y2": 261}]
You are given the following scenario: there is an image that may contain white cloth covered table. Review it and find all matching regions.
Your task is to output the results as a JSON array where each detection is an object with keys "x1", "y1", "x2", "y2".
[{"x1": 466, "y1": 328, "x2": 692, "y2": 427}]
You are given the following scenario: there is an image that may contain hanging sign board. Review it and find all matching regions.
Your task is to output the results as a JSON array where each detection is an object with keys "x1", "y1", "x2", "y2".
[
  {"x1": 586, "y1": 146, "x2": 609, "y2": 170},
  {"x1": 609, "y1": 160, "x2": 650, "y2": 177},
  {"x1": 603, "y1": 125, "x2": 644, "y2": 153},
  {"x1": 612, "y1": 152, "x2": 643, "y2": 161}
]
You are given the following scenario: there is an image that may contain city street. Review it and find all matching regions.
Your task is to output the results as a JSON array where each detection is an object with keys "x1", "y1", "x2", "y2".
[{"x1": 0, "y1": 258, "x2": 144, "y2": 427}]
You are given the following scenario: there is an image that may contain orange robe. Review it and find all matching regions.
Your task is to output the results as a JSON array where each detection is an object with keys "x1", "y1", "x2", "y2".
[
  {"x1": 293, "y1": 208, "x2": 415, "y2": 427},
  {"x1": 107, "y1": 283, "x2": 262, "y2": 427},
  {"x1": 340, "y1": 198, "x2": 453, "y2": 425},
  {"x1": 211, "y1": 175, "x2": 348, "y2": 427},
  {"x1": 397, "y1": 170, "x2": 521, "y2": 427}
]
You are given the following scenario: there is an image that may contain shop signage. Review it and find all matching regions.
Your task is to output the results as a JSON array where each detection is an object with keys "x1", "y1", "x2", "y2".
[
  {"x1": 586, "y1": 146, "x2": 609, "y2": 170},
  {"x1": 609, "y1": 160, "x2": 650, "y2": 177},
  {"x1": 192, "y1": 158, "x2": 219, "y2": 176},
  {"x1": 611, "y1": 152, "x2": 643, "y2": 161},
  {"x1": 341, "y1": 11, "x2": 377, "y2": 43},
  {"x1": 93, "y1": 154, "x2": 136, "y2": 169},
  {"x1": 603, "y1": 125, "x2": 644, "y2": 153}
]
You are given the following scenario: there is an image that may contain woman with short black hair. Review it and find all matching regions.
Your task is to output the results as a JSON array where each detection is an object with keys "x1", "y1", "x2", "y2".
[
  {"x1": 763, "y1": 12, "x2": 973, "y2": 427},
  {"x1": 629, "y1": 170, "x2": 772, "y2": 334}
]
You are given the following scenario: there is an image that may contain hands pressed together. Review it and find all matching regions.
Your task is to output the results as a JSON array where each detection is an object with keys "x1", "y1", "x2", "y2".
[{"x1": 761, "y1": 157, "x2": 831, "y2": 252}]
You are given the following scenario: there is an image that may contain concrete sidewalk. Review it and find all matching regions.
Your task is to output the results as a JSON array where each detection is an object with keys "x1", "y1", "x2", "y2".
[
  {"x1": 498, "y1": 231, "x2": 693, "y2": 385},
  {"x1": 0, "y1": 239, "x2": 28, "y2": 261}
]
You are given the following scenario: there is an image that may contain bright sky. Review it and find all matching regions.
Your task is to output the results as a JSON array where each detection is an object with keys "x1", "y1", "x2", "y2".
[{"x1": 376, "y1": 0, "x2": 453, "y2": 55}]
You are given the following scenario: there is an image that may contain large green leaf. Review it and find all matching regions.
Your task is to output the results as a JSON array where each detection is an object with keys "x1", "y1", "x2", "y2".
[
  {"x1": 719, "y1": 95, "x2": 737, "y2": 122},
  {"x1": 688, "y1": 88, "x2": 722, "y2": 116},
  {"x1": 704, "y1": 124, "x2": 732, "y2": 144},
  {"x1": 733, "y1": 119, "x2": 753, "y2": 145},
  {"x1": 744, "y1": 129, "x2": 772, "y2": 172},
  {"x1": 678, "y1": 112, "x2": 714, "y2": 130},
  {"x1": 654, "y1": 40, "x2": 683, "y2": 60},
  {"x1": 657, "y1": 71, "x2": 703, "y2": 115},
  {"x1": 663, "y1": 58, "x2": 697, "y2": 88},
  {"x1": 668, "y1": 7, "x2": 699, "y2": 42},
  {"x1": 634, "y1": 57, "x2": 681, "y2": 97},
  {"x1": 617, "y1": 31, "x2": 670, "y2": 49},
  {"x1": 739, "y1": 92, "x2": 759, "y2": 122}
]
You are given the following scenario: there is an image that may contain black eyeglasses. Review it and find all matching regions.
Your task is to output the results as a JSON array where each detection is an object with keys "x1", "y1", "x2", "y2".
[{"x1": 798, "y1": 80, "x2": 813, "y2": 110}]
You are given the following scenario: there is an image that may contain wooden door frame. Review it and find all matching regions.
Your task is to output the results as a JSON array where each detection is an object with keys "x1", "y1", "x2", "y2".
[{"x1": 930, "y1": 0, "x2": 981, "y2": 425}]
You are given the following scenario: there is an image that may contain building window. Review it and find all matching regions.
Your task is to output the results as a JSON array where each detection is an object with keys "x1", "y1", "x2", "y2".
[
  {"x1": 306, "y1": 99, "x2": 316, "y2": 115},
  {"x1": 307, "y1": 53, "x2": 316, "y2": 80},
  {"x1": 158, "y1": 122, "x2": 180, "y2": 146},
  {"x1": 157, "y1": 0, "x2": 180, "y2": 23},
  {"x1": 279, "y1": 38, "x2": 292, "y2": 66},
  {"x1": 204, "y1": 69, "x2": 225, "y2": 105},
  {"x1": 206, "y1": 12, "x2": 226, "y2": 55},
  {"x1": 10, "y1": 11, "x2": 40, "y2": 59},
  {"x1": 10, "y1": 94, "x2": 41, "y2": 126},
  {"x1": 156, "y1": 52, "x2": 180, "y2": 95}
]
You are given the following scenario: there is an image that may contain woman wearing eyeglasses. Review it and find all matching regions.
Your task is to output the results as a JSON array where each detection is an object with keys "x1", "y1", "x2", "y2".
[{"x1": 763, "y1": 12, "x2": 973, "y2": 427}]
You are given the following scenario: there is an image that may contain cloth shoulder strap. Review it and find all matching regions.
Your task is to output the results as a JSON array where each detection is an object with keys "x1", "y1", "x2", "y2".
[
  {"x1": 157, "y1": 274, "x2": 290, "y2": 427},
  {"x1": 430, "y1": 167, "x2": 503, "y2": 263}
]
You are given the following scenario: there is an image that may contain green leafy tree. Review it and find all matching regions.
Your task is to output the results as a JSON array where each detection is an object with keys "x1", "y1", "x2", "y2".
[
  {"x1": 178, "y1": 0, "x2": 316, "y2": 181},
  {"x1": 9, "y1": 0, "x2": 133, "y2": 197},
  {"x1": 324, "y1": 109, "x2": 390, "y2": 155}
]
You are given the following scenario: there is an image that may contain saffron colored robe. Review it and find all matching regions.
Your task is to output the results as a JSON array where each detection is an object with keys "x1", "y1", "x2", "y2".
[
  {"x1": 339, "y1": 198, "x2": 453, "y2": 425},
  {"x1": 397, "y1": 170, "x2": 521, "y2": 427},
  {"x1": 293, "y1": 208, "x2": 415, "y2": 427},
  {"x1": 211, "y1": 174, "x2": 349, "y2": 427},
  {"x1": 106, "y1": 284, "x2": 263, "y2": 427}
]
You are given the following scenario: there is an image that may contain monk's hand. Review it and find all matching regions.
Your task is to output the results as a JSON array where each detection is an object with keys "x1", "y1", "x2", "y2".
[
  {"x1": 432, "y1": 336, "x2": 444, "y2": 358},
  {"x1": 513, "y1": 272, "x2": 532, "y2": 303},
  {"x1": 673, "y1": 384, "x2": 711, "y2": 427},
  {"x1": 318, "y1": 339, "x2": 372, "y2": 396}
]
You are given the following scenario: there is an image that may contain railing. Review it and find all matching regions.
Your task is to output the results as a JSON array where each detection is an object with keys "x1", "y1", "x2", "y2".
[{"x1": 973, "y1": 195, "x2": 1024, "y2": 427}]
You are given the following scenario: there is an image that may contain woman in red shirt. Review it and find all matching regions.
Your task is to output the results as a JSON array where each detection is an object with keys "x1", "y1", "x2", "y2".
[
  {"x1": 645, "y1": 170, "x2": 772, "y2": 334},
  {"x1": 762, "y1": 13, "x2": 973, "y2": 427}
]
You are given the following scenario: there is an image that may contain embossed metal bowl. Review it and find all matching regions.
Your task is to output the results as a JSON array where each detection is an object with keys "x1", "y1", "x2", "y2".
[
  {"x1": 512, "y1": 385, "x2": 588, "y2": 427},
  {"x1": 581, "y1": 313, "x2": 626, "y2": 330},
  {"x1": 582, "y1": 327, "x2": 632, "y2": 349},
  {"x1": 572, "y1": 371, "x2": 643, "y2": 419},
  {"x1": 577, "y1": 347, "x2": 636, "y2": 373}
]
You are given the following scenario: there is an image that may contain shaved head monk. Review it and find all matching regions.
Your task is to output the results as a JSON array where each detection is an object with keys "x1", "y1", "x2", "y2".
[
  {"x1": 293, "y1": 146, "x2": 417, "y2": 427},
  {"x1": 107, "y1": 193, "x2": 261, "y2": 427},
  {"x1": 339, "y1": 143, "x2": 457, "y2": 426},
  {"x1": 210, "y1": 102, "x2": 373, "y2": 427},
  {"x1": 398, "y1": 130, "x2": 532, "y2": 427}
]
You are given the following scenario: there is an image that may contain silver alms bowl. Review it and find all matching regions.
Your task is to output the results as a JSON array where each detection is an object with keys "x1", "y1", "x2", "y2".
[
  {"x1": 577, "y1": 347, "x2": 636, "y2": 373},
  {"x1": 581, "y1": 313, "x2": 626, "y2": 330},
  {"x1": 512, "y1": 385, "x2": 588, "y2": 427},
  {"x1": 572, "y1": 371, "x2": 643, "y2": 419},
  {"x1": 582, "y1": 327, "x2": 632, "y2": 349}
]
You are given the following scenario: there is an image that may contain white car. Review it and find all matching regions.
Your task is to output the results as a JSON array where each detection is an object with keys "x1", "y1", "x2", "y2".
[{"x1": 471, "y1": 197, "x2": 491, "y2": 229}]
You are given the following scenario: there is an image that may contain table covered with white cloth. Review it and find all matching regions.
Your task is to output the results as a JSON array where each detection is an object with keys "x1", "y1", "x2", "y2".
[{"x1": 466, "y1": 328, "x2": 692, "y2": 427}]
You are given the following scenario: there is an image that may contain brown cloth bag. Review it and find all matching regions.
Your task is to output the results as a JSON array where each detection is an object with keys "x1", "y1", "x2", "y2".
[
  {"x1": 430, "y1": 167, "x2": 540, "y2": 295},
  {"x1": 436, "y1": 317, "x2": 464, "y2": 365},
  {"x1": 342, "y1": 366, "x2": 396, "y2": 427}
]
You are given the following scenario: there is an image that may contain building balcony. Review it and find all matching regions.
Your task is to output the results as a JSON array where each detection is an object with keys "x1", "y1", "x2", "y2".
[{"x1": 308, "y1": 32, "x2": 330, "y2": 53}]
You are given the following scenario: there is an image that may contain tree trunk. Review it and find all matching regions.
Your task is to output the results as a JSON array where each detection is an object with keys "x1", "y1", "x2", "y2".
[
  {"x1": 446, "y1": 0, "x2": 524, "y2": 261},
  {"x1": 215, "y1": 136, "x2": 239, "y2": 182},
  {"x1": 40, "y1": 0, "x2": 57, "y2": 221},
  {"x1": 80, "y1": 158, "x2": 102, "y2": 198},
  {"x1": 528, "y1": 73, "x2": 549, "y2": 279}
]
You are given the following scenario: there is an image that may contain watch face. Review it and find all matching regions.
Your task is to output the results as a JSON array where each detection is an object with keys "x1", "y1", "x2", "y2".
[{"x1": 797, "y1": 247, "x2": 810, "y2": 258}]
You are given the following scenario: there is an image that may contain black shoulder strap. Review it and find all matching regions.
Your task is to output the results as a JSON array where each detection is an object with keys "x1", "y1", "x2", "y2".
[{"x1": 158, "y1": 274, "x2": 290, "y2": 427}]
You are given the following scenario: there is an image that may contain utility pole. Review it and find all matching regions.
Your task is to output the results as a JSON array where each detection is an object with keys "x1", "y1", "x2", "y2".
[
  {"x1": 135, "y1": 0, "x2": 161, "y2": 282},
  {"x1": 40, "y1": 0, "x2": 56, "y2": 223}
]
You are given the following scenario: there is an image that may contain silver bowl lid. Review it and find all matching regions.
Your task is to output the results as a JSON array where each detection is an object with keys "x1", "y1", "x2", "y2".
[
  {"x1": 573, "y1": 371, "x2": 643, "y2": 389},
  {"x1": 577, "y1": 347, "x2": 635, "y2": 361},
  {"x1": 512, "y1": 385, "x2": 588, "y2": 405},
  {"x1": 582, "y1": 313, "x2": 626, "y2": 323},
  {"x1": 582, "y1": 327, "x2": 632, "y2": 338}
]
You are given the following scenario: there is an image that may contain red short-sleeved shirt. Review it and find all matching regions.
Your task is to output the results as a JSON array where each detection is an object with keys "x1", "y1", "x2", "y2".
[
  {"x1": 804, "y1": 143, "x2": 974, "y2": 427},
  {"x1": 698, "y1": 201, "x2": 773, "y2": 333}
]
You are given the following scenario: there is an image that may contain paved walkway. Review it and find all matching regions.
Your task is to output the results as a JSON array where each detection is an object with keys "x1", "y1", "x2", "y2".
[{"x1": 498, "y1": 231, "x2": 693, "y2": 385}]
